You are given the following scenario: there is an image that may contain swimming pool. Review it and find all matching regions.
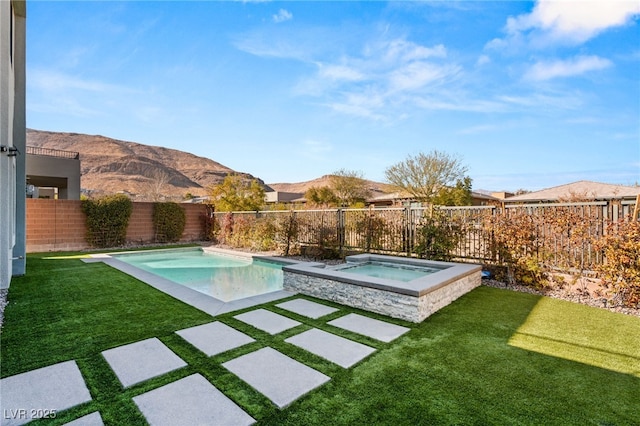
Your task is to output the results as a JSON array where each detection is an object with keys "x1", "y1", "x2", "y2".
[{"x1": 112, "y1": 248, "x2": 284, "y2": 302}]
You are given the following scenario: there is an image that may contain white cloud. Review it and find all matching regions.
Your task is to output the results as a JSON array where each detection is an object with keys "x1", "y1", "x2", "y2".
[
  {"x1": 317, "y1": 64, "x2": 364, "y2": 82},
  {"x1": 388, "y1": 62, "x2": 461, "y2": 92},
  {"x1": 232, "y1": 27, "x2": 330, "y2": 61},
  {"x1": 238, "y1": 23, "x2": 597, "y2": 120},
  {"x1": 497, "y1": 92, "x2": 584, "y2": 110},
  {"x1": 377, "y1": 39, "x2": 447, "y2": 63},
  {"x1": 412, "y1": 96, "x2": 508, "y2": 113},
  {"x1": 301, "y1": 38, "x2": 457, "y2": 119},
  {"x1": 235, "y1": 25, "x2": 459, "y2": 120},
  {"x1": 233, "y1": 36, "x2": 311, "y2": 61},
  {"x1": 476, "y1": 55, "x2": 491, "y2": 66},
  {"x1": 491, "y1": 0, "x2": 640, "y2": 48},
  {"x1": 28, "y1": 97, "x2": 101, "y2": 118},
  {"x1": 28, "y1": 69, "x2": 153, "y2": 120},
  {"x1": 326, "y1": 91, "x2": 386, "y2": 120},
  {"x1": 457, "y1": 124, "x2": 499, "y2": 135},
  {"x1": 30, "y1": 69, "x2": 125, "y2": 93},
  {"x1": 28, "y1": 69, "x2": 139, "y2": 94},
  {"x1": 273, "y1": 9, "x2": 292, "y2": 23},
  {"x1": 525, "y1": 55, "x2": 612, "y2": 80}
]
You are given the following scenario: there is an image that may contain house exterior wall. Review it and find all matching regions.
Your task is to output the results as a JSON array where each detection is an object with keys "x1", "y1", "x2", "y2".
[
  {"x1": 1, "y1": 1, "x2": 26, "y2": 288},
  {"x1": 26, "y1": 200, "x2": 208, "y2": 253},
  {"x1": 265, "y1": 191, "x2": 304, "y2": 203},
  {"x1": 27, "y1": 153, "x2": 82, "y2": 199}
]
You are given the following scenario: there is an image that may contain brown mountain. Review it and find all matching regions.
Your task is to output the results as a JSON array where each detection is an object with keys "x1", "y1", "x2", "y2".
[
  {"x1": 268, "y1": 175, "x2": 393, "y2": 197},
  {"x1": 26, "y1": 129, "x2": 269, "y2": 200}
]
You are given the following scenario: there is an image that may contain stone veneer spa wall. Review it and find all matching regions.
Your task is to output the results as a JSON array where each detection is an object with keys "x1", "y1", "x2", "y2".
[{"x1": 283, "y1": 254, "x2": 482, "y2": 323}]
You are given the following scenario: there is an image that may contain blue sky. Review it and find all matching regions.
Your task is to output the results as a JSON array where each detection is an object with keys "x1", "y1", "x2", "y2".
[{"x1": 27, "y1": 1, "x2": 640, "y2": 191}]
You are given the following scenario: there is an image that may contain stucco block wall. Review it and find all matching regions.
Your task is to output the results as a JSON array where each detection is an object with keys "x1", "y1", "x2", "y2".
[
  {"x1": 183, "y1": 203, "x2": 207, "y2": 241},
  {"x1": 26, "y1": 199, "x2": 207, "y2": 253},
  {"x1": 26, "y1": 200, "x2": 87, "y2": 252},
  {"x1": 126, "y1": 202, "x2": 155, "y2": 244}
]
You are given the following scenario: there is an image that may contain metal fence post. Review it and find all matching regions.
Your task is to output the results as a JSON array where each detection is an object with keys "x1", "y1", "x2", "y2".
[
  {"x1": 404, "y1": 207, "x2": 412, "y2": 256},
  {"x1": 338, "y1": 208, "x2": 345, "y2": 254}
]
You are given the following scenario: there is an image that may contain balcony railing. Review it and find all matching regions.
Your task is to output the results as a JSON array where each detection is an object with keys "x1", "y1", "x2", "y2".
[{"x1": 26, "y1": 146, "x2": 80, "y2": 160}]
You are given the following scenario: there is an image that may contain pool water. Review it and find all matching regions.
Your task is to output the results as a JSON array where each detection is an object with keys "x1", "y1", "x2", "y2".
[
  {"x1": 113, "y1": 249, "x2": 283, "y2": 302},
  {"x1": 337, "y1": 261, "x2": 440, "y2": 282}
]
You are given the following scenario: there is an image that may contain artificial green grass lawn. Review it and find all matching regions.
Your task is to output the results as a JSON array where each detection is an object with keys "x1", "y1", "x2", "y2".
[{"x1": 1, "y1": 252, "x2": 638, "y2": 425}]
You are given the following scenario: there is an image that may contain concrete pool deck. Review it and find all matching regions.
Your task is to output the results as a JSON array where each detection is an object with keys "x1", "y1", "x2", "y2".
[{"x1": 1, "y1": 298, "x2": 410, "y2": 425}]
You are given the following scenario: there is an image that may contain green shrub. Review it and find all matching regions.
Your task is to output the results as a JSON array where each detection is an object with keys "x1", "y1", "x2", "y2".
[
  {"x1": 153, "y1": 202, "x2": 186, "y2": 243},
  {"x1": 208, "y1": 174, "x2": 265, "y2": 212},
  {"x1": 81, "y1": 194, "x2": 132, "y2": 248},
  {"x1": 415, "y1": 208, "x2": 463, "y2": 261}
]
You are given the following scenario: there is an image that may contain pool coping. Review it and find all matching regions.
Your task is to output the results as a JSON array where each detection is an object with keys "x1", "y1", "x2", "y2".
[{"x1": 85, "y1": 247, "x2": 298, "y2": 317}]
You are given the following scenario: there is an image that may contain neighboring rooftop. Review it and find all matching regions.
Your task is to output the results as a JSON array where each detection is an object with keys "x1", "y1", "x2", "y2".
[{"x1": 505, "y1": 180, "x2": 640, "y2": 203}]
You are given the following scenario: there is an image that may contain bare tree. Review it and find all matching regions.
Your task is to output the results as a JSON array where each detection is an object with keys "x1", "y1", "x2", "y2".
[
  {"x1": 384, "y1": 150, "x2": 468, "y2": 203},
  {"x1": 329, "y1": 169, "x2": 371, "y2": 207},
  {"x1": 147, "y1": 169, "x2": 172, "y2": 202}
]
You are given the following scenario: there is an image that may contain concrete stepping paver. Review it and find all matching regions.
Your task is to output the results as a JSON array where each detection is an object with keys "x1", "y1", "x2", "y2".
[
  {"x1": 285, "y1": 328, "x2": 376, "y2": 368},
  {"x1": 222, "y1": 347, "x2": 330, "y2": 409},
  {"x1": 234, "y1": 309, "x2": 301, "y2": 335},
  {"x1": 328, "y1": 313, "x2": 410, "y2": 343},
  {"x1": 276, "y1": 299, "x2": 339, "y2": 319},
  {"x1": 101, "y1": 337, "x2": 187, "y2": 388},
  {"x1": 176, "y1": 321, "x2": 255, "y2": 357},
  {"x1": 133, "y1": 374, "x2": 255, "y2": 426},
  {"x1": 0, "y1": 360, "x2": 92, "y2": 426},
  {"x1": 63, "y1": 411, "x2": 104, "y2": 426}
]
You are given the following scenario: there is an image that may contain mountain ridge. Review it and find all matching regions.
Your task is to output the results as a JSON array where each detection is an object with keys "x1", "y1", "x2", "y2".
[
  {"x1": 268, "y1": 174, "x2": 392, "y2": 196},
  {"x1": 26, "y1": 129, "x2": 394, "y2": 200},
  {"x1": 26, "y1": 129, "x2": 269, "y2": 200}
]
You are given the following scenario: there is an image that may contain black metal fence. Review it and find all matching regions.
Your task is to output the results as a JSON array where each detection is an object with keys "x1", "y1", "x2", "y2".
[
  {"x1": 26, "y1": 146, "x2": 80, "y2": 159},
  {"x1": 211, "y1": 199, "x2": 638, "y2": 267}
]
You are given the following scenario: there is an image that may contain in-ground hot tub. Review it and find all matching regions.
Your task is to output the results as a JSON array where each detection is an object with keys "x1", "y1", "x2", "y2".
[{"x1": 283, "y1": 254, "x2": 482, "y2": 323}]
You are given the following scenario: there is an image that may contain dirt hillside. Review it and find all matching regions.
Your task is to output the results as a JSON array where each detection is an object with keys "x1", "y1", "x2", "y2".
[{"x1": 27, "y1": 129, "x2": 267, "y2": 200}]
